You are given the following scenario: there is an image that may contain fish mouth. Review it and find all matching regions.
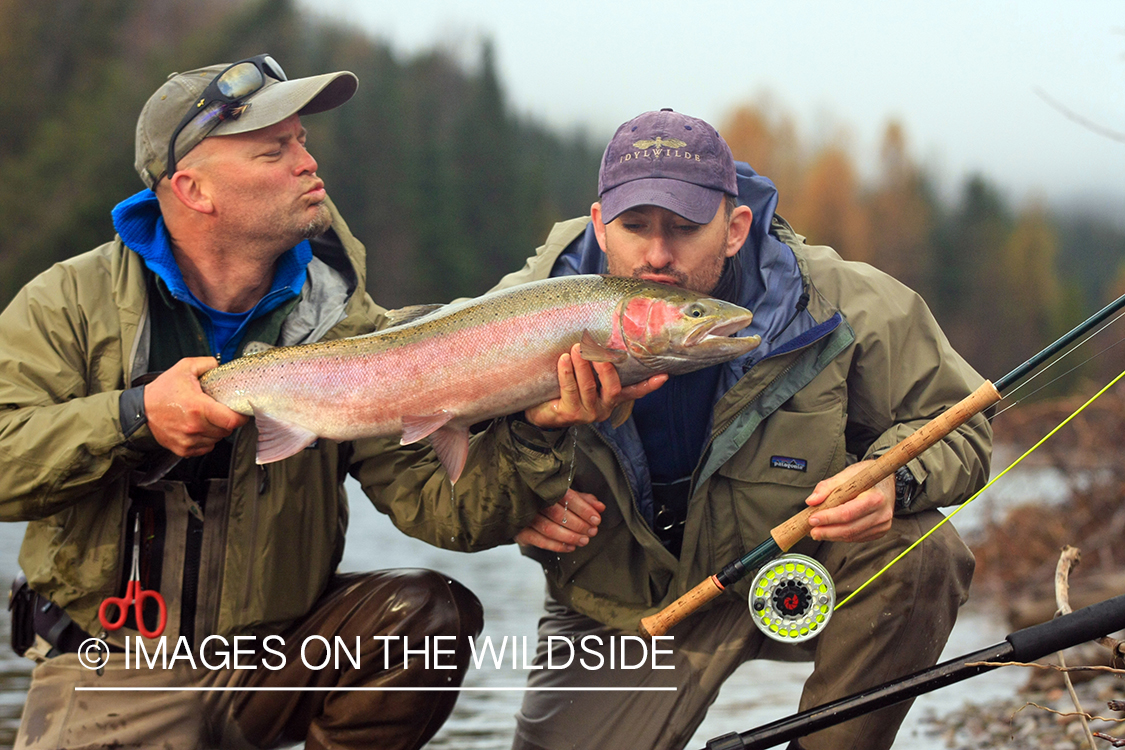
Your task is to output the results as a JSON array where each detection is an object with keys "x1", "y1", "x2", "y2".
[{"x1": 684, "y1": 311, "x2": 755, "y2": 346}]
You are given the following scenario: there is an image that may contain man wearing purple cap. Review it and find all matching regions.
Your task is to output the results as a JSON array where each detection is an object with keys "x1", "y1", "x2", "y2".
[
  {"x1": 0, "y1": 56, "x2": 522, "y2": 749},
  {"x1": 492, "y1": 109, "x2": 992, "y2": 750}
]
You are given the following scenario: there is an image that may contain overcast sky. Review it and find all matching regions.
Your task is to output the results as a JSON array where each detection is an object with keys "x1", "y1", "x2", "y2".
[{"x1": 303, "y1": 0, "x2": 1125, "y2": 213}]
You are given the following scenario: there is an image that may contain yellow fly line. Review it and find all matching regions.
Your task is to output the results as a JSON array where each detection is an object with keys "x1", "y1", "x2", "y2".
[{"x1": 837, "y1": 365, "x2": 1125, "y2": 610}]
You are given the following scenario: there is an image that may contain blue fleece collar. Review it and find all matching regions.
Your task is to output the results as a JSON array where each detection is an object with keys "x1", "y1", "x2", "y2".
[{"x1": 111, "y1": 189, "x2": 312, "y2": 361}]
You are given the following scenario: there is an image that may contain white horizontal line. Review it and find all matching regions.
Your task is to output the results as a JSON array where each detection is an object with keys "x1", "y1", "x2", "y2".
[{"x1": 74, "y1": 686, "x2": 677, "y2": 692}]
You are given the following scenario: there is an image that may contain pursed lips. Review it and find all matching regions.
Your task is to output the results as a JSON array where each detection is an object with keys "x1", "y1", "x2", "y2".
[
  {"x1": 638, "y1": 273, "x2": 684, "y2": 288},
  {"x1": 302, "y1": 179, "x2": 326, "y2": 203}
]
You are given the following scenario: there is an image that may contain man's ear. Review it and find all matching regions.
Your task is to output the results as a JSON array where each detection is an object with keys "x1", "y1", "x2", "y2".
[
  {"x1": 725, "y1": 204, "x2": 753, "y2": 258},
  {"x1": 168, "y1": 169, "x2": 215, "y2": 215},
  {"x1": 590, "y1": 202, "x2": 609, "y2": 253}
]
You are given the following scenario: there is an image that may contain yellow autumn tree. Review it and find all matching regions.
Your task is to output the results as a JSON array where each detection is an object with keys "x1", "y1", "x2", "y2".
[
  {"x1": 789, "y1": 144, "x2": 872, "y2": 263},
  {"x1": 721, "y1": 98, "x2": 802, "y2": 213},
  {"x1": 722, "y1": 100, "x2": 874, "y2": 264}
]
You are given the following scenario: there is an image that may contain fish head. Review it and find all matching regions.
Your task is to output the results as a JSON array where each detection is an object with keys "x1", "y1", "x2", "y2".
[{"x1": 613, "y1": 281, "x2": 762, "y2": 373}]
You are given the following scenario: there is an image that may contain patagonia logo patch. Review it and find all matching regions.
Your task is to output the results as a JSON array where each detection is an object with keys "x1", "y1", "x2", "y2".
[{"x1": 770, "y1": 456, "x2": 808, "y2": 472}]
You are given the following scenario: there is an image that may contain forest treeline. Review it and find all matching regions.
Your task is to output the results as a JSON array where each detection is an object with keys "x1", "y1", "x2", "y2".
[{"x1": 2, "y1": 0, "x2": 1123, "y2": 389}]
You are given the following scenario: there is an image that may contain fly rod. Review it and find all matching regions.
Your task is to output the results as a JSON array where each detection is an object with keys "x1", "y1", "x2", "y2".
[
  {"x1": 700, "y1": 592, "x2": 1125, "y2": 749},
  {"x1": 639, "y1": 290, "x2": 1125, "y2": 639}
]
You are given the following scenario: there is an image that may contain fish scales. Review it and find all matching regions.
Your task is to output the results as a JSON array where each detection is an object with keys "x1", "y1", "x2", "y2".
[{"x1": 200, "y1": 275, "x2": 762, "y2": 480}]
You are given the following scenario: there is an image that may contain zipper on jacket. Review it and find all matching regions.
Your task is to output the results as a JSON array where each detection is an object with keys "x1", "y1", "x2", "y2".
[
  {"x1": 242, "y1": 460, "x2": 264, "y2": 609},
  {"x1": 177, "y1": 435, "x2": 236, "y2": 647},
  {"x1": 179, "y1": 502, "x2": 205, "y2": 647},
  {"x1": 707, "y1": 358, "x2": 800, "y2": 445}
]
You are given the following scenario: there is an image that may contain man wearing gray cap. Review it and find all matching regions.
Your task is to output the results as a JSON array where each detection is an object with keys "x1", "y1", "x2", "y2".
[
  {"x1": 1, "y1": 55, "x2": 488, "y2": 749},
  {"x1": 490, "y1": 109, "x2": 993, "y2": 750}
]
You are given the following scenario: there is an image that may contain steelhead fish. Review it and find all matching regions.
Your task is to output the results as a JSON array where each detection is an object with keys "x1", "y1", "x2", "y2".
[{"x1": 200, "y1": 274, "x2": 762, "y2": 482}]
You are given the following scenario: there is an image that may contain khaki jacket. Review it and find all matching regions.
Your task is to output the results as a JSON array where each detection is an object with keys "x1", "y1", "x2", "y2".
[
  {"x1": 0, "y1": 198, "x2": 563, "y2": 644},
  {"x1": 477, "y1": 215, "x2": 993, "y2": 631}
]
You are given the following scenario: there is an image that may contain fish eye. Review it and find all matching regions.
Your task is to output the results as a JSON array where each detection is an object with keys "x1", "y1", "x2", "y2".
[{"x1": 687, "y1": 304, "x2": 705, "y2": 318}]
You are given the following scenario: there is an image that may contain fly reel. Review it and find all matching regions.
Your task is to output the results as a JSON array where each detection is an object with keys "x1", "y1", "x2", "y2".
[{"x1": 748, "y1": 554, "x2": 834, "y2": 643}]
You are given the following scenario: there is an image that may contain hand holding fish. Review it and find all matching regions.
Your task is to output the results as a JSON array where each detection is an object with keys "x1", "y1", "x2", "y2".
[
  {"x1": 515, "y1": 489, "x2": 605, "y2": 553},
  {"x1": 144, "y1": 357, "x2": 250, "y2": 457},
  {"x1": 804, "y1": 459, "x2": 895, "y2": 543},
  {"x1": 523, "y1": 343, "x2": 668, "y2": 429}
]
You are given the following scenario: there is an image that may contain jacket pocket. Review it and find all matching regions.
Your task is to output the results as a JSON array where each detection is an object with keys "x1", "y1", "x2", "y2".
[
  {"x1": 715, "y1": 400, "x2": 846, "y2": 489},
  {"x1": 711, "y1": 400, "x2": 846, "y2": 557}
]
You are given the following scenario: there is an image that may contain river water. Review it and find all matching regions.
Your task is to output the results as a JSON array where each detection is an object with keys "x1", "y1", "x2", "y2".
[{"x1": 0, "y1": 472, "x2": 1039, "y2": 749}]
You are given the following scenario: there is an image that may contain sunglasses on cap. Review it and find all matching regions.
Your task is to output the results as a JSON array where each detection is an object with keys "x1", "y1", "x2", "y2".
[{"x1": 164, "y1": 54, "x2": 287, "y2": 181}]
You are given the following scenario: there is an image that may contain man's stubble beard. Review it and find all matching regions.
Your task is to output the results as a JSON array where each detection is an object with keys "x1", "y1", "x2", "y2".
[
  {"x1": 299, "y1": 202, "x2": 333, "y2": 239},
  {"x1": 604, "y1": 236, "x2": 728, "y2": 296}
]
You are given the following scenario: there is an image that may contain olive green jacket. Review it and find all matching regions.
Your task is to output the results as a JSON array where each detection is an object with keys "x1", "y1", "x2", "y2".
[
  {"x1": 0, "y1": 198, "x2": 564, "y2": 644},
  {"x1": 470, "y1": 216, "x2": 993, "y2": 631}
]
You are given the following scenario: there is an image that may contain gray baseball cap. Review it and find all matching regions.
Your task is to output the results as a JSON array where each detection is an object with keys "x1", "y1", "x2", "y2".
[
  {"x1": 135, "y1": 57, "x2": 358, "y2": 188},
  {"x1": 598, "y1": 109, "x2": 737, "y2": 224}
]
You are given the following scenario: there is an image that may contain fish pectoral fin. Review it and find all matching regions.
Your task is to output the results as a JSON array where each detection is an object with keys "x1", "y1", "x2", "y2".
[
  {"x1": 609, "y1": 400, "x2": 633, "y2": 429},
  {"x1": 579, "y1": 330, "x2": 628, "y2": 364},
  {"x1": 428, "y1": 425, "x2": 471, "y2": 485},
  {"x1": 252, "y1": 407, "x2": 319, "y2": 464},
  {"x1": 401, "y1": 412, "x2": 455, "y2": 444}
]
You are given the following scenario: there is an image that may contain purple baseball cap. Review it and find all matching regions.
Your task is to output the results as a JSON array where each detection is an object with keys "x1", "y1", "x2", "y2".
[{"x1": 598, "y1": 108, "x2": 738, "y2": 225}]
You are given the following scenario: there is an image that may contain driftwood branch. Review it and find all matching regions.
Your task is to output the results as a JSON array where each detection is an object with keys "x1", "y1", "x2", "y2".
[
  {"x1": 1056, "y1": 545, "x2": 1125, "y2": 657},
  {"x1": 1014, "y1": 702, "x2": 1125, "y2": 726},
  {"x1": 1055, "y1": 545, "x2": 1097, "y2": 750}
]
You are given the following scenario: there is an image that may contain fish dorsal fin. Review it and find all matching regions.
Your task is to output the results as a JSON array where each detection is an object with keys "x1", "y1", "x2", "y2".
[
  {"x1": 400, "y1": 411, "x2": 455, "y2": 444},
  {"x1": 383, "y1": 303, "x2": 445, "y2": 328},
  {"x1": 252, "y1": 405, "x2": 319, "y2": 464},
  {"x1": 428, "y1": 424, "x2": 471, "y2": 484},
  {"x1": 242, "y1": 341, "x2": 275, "y2": 356},
  {"x1": 579, "y1": 330, "x2": 628, "y2": 364}
]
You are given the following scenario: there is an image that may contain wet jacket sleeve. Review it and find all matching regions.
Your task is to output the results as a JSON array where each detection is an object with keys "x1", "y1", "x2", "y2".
[
  {"x1": 0, "y1": 264, "x2": 148, "y2": 522},
  {"x1": 837, "y1": 267, "x2": 993, "y2": 514},
  {"x1": 348, "y1": 419, "x2": 575, "y2": 551}
]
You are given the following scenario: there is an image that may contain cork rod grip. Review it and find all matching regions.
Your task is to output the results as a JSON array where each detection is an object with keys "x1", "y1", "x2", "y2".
[
  {"x1": 639, "y1": 576, "x2": 724, "y2": 638},
  {"x1": 770, "y1": 380, "x2": 1001, "y2": 552}
]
